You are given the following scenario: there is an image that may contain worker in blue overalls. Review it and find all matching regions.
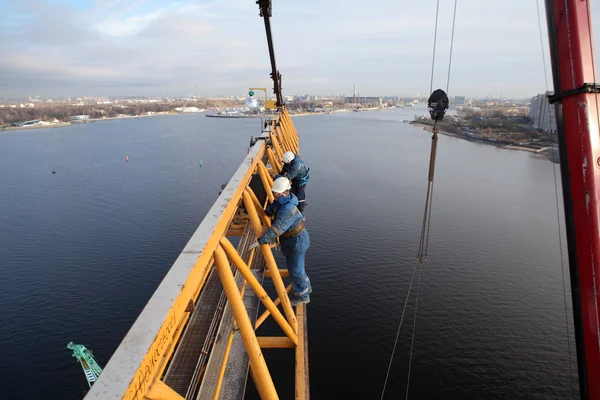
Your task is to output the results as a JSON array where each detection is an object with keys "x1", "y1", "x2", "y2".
[
  {"x1": 279, "y1": 151, "x2": 309, "y2": 213},
  {"x1": 249, "y1": 177, "x2": 311, "y2": 305}
]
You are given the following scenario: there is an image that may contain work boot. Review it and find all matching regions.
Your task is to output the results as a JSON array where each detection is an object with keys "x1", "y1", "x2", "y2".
[{"x1": 290, "y1": 294, "x2": 310, "y2": 306}]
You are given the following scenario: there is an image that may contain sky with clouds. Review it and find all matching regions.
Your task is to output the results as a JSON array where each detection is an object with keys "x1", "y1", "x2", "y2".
[{"x1": 1, "y1": 0, "x2": 600, "y2": 99}]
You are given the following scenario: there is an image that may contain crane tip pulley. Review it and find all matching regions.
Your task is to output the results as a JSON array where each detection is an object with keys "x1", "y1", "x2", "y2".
[{"x1": 256, "y1": 0, "x2": 271, "y2": 17}]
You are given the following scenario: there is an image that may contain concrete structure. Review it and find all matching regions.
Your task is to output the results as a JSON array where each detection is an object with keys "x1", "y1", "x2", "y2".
[{"x1": 532, "y1": 92, "x2": 557, "y2": 133}]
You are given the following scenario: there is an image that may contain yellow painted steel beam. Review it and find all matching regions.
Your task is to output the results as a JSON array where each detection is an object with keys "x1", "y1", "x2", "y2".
[
  {"x1": 259, "y1": 161, "x2": 274, "y2": 187},
  {"x1": 270, "y1": 130, "x2": 284, "y2": 162},
  {"x1": 220, "y1": 237, "x2": 298, "y2": 345},
  {"x1": 276, "y1": 126, "x2": 291, "y2": 153},
  {"x1": 280, "y1": 118, "x2": 298, "y2": 154},
  {"x1": 267, "y1": 147, "x2": 282, "y2": 174},
  {"x1": 257, "y1": 166, "x2": 274, "y2": 203},
  {"x1": 214, "y1": 245, "x2": 279, "y2": 400},
  {"x1": 257, "y1": 337, "x2": 296, "y2": 349},
  {"x1": 242, "y1": 191, "x2": 298, "y2": 333},
  {"x1": 295, "y1": 304, "x2": 309, "y2": 400},
  {"x1": 255, "y1": 285, "x2": 293, "y2": 329},
  {"x1": 274, "y1": 126, "x2": 287, "y2": 153},
  {"x1": 265, "y1": 269, "x2": 289, "y2": 278},
  {"x1": 283, "y1": 109, "x2": 299, "y2": 141},
  {"x1": 280, "y1": 119, "x2": 297, "y2": 152},
  {"x1": 146, "y1": 380, "x2": 185, "y2": 400},
  {"x1": 247, "y1": 187, "x2": 271, "y2": 228}
]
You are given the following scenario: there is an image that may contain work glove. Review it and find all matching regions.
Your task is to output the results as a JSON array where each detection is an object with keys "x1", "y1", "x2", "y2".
[{"x1": 249, "y1": 241, "x2": 279, "y2": 252}]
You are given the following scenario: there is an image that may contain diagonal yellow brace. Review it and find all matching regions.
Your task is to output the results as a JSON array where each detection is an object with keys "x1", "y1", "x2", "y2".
[
  {"x1": 283, "y1": 109, "x2": 298, "y2": 138},
  {"x1": 247, "y1": 187, "x2": 271, "y2": 228},
  {"x1": 280, "y1": 117, "x2": 298, "y2": 153},
  {"x1": 214, "y1": 245, "x2": 279, "y2": 400},
  {"x1": 281, "y1": 115, "x2": 298, "y2": 152},
  {"x1": 257, "y1": 165, "x2": 274, "y2": 203},
  {"x1": 220, "y1": 237, "x2": 298, "y2": 345},
  {"x1": 270, "y1": 130, "x2": 284, "y2": 160},
  {"x1": 267, "y1": 147, "x2": 282, "y2": 175},
  {"x1": 256, "y1": 284, "x2": 292, "y2": 329},
  {"x1": 276, "y1": 126, "x2": 292, "y2": 153},
  {"x1": 259, "y1": 161, "x2": 274, "y2": 187}
]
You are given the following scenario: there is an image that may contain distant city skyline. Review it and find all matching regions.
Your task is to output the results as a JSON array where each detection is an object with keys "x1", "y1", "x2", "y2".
[
  {"x1": 2, "y1": 0, "x2": 600, "y2": 98},
  {"x1": 0, "y1": 92, "x2": 536, "y2": 103}
]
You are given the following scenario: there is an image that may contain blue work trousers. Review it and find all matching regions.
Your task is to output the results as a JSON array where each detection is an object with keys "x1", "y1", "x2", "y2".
[
  {"x1": 291, "y1": 182, "x2": 306, "y2": 212},
  {"x1": 280, "y1": 230, "x2": 311, "y2": 299}
]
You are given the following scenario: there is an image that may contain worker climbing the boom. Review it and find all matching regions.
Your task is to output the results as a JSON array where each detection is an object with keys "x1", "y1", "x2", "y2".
[
  {"x1": 278, "y1": 151, "x2": 309, "y2": 213},
  {"x1": 249, "y1": 177, "x2": 311, "y2": 305}
]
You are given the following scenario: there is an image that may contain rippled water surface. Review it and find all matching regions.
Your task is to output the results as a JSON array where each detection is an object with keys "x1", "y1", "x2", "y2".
[{"x1": 0, "y1": 109, "x2": 577, "y2": 399}]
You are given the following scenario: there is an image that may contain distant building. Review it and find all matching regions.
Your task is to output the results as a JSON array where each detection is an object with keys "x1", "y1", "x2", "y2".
[
  {"x1": 181, "y1": 107, "x2": 201, "y2": 113},
  {"x1": 453, "y1": 96, "x2": 465, "y2": 106},
  {"x1": 532, "y1": 92, "x2": 556, "y2": 133},
  {"x1": 344, "y1": 96, "x2": 382, "y2": 105},
  {"x1": 70, "y1": 115, "x2": 90, "y2": 123},
  {"x1": 529, "y1": 96, "x2": 537, "y2": 121}
]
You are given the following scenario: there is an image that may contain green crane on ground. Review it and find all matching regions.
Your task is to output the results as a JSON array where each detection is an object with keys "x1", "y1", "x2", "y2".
[{"x1": 67, "y1": 342, "x2": 103, "y2": 388}]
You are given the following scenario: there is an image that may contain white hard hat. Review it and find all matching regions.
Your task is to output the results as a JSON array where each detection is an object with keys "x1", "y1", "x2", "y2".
[
  {"x1": 282, "y1": 151, "x2": 295, "y2": 164},
  {"x1": 272, "y1": 177, "x2": 291, "y2": 193}
]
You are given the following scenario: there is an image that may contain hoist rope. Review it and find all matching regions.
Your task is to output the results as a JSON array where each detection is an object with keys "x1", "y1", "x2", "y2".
[
  {"x1": 380, "y1": 2, "x2": 457, "y2": 399},
  {"x1": 429, "y1": 0, "x2": 441, "y2": 95},
  {"x1": 404, "y1": 266, "x2": 421, "y2": 400},
  {"x1": 536, "y1": 0, "x2": 575, "y2": 395},
  {"x1": 418, "y1": 131, "x2": 439, "y2": 261},
  {"x1": 446, "y1": 0, "x2": 458, "y2": 93},
  {"x1": 379, "y1": 259, "x2": 420, "y2": 400}
]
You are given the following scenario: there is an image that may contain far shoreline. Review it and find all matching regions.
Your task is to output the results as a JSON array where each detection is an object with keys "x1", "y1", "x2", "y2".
[
  {"x1": 1, "y1": 108, "x2": 358, "y2": 133},
  {"x1": 410, "y1": 122, "x2": 554, "y2": 157}
]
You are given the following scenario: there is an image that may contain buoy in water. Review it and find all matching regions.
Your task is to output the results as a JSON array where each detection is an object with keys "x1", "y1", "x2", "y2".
[
  {"x1": 125, "y1": 155, "x2": 129, "y2": 162},
  {"x1": 199, "y1": 160, "x2": 203, "y2": 166}
]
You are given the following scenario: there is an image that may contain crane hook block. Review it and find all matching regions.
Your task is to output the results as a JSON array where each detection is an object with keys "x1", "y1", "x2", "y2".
[{"x1": 428, "y1": 89, "x2": 449, "y2": 122}]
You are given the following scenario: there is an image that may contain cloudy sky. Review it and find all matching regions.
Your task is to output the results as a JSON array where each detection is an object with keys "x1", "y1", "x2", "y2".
[{"x1": 1, "y1": 0, "x2": 600, "y2": 99}]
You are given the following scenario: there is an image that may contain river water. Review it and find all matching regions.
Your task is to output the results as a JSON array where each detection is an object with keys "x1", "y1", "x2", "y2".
[{"x1": 0, "y1": 108, "x2": 577, "y2": 399}]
